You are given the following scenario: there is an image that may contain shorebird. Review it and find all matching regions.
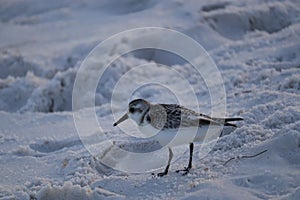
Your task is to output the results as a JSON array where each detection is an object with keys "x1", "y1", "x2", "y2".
[{"x1": 113, "y1": 99, "x2": 242, "y2": 177}]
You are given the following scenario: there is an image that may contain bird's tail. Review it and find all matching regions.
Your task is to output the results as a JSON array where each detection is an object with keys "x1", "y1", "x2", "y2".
[
  {"x1": 223, "y1": 117, "x2": 243, "y2": 122},
  {"x1": 217, "y1": 117, "x2": 243, "y2": 137},
  {"x1": 212, "y1": 117, "x2": 243, "y2": 127}
]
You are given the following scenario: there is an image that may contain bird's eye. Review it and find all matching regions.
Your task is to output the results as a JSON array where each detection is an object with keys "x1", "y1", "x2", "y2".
[{"x1": 129, "y1": 107, "x2": 135, "y2": 113}]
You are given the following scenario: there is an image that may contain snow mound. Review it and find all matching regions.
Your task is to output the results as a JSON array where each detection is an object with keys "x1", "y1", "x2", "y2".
[
  {"x1": 0, "y1": 52, "x2": 43, "y2": 79},
  {"x1": 203, "y1": 2, "x2": 299, "y2": 40},
  {"x1": 278, "y1": 74, "x2": 300, "y2": 92},
  {"x1": 0, "y1": 72, "x2": 45, "y2": 112},
  {"x1": 20, "y1": 68, "x2": 76, "y2": 113},
  {"x1": 187, "y1": 132, "x2": 300, "y2": 200},
  {"x1": 37, "y1": 181, "x2": 123, "y2": 200}
]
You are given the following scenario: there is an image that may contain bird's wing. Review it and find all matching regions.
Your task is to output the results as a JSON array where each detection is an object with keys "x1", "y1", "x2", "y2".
[
  {"x1": 149, "y1": 104, "x2": 241, "y2": 129},
  {"x1": 149, "y1": 104, "x2": 221, "y2": 129},
  {"x1": 181, "y1": 108, "x2": 242, "y2": 127},
  {"x1": 180, "y1": 108, "x2": 222, "y2": 127}
]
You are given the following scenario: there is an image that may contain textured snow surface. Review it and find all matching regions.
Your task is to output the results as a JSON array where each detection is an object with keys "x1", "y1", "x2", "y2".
[{"x1": 0, "y1": 0, "x2": 300, "y2": 199}]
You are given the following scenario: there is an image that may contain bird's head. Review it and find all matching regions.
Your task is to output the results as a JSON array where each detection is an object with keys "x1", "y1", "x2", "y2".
[{"x1": 113, "y1": 99, "x2": 151, "y2": 126}]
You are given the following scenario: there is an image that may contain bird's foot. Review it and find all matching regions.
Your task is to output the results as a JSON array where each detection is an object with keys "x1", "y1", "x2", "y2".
[
  {"x1": 157, "y1": 171, "x2": 168, "y2": 177},
  {"x1": 176, "y1": 167, "x2": 191, "y2": 176}
]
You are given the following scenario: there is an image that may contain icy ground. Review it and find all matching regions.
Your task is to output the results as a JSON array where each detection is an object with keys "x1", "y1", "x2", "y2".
[{"x1": 0, "y1": 0, "x2": 300, "y2": 199}]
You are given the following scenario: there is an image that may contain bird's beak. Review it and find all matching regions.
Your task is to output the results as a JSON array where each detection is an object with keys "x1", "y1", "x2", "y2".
[{"x1": 113, "y1": 113, "x2": 128, "y2": 126}]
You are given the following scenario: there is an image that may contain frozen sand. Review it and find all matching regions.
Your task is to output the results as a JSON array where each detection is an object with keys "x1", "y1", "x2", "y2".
[{"x1": 0, "y1": 0, "x2": 300, "y2": 199}]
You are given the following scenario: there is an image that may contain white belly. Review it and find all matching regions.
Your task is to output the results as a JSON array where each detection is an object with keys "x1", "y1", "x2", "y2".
[{"x1": 138, "y1": 125, "x2": 223, "y2": 147}]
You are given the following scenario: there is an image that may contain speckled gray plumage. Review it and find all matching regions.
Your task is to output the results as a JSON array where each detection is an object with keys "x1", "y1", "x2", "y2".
[
  {"x1": 147, "y1": 103, "x2": 240, "y2": 130},
  {"x1": 129, "y1": 99, "x2": 242, "y2": 130}
]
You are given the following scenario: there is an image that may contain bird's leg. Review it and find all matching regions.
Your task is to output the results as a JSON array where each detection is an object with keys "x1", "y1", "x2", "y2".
[
  {"x1": 187, "y1": 142, "x2": 194, "y2": 169},
  {"x1": 176, "y1": 143, "x2": 194, "y2": 175},
  {"x1": 157, "y1": 147, "x2": 173, "y2": 177}
]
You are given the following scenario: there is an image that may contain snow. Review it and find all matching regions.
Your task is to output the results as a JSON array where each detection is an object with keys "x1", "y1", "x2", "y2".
[{"x1": 0, "y1": 0, "x2": 300, "y2": 199}]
